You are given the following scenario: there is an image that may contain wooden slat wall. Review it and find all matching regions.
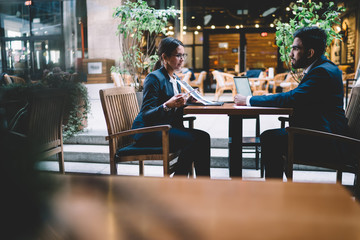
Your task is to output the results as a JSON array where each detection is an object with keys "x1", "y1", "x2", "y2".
[
  {"x1": 246, "y1": 33, "x2": 278, "y2": 70},
  {"x1": 208, "y1": 33, "x2": 278, "y2": 72},
  {"x1": 209, "y1": 34, "x2": 240, "y2": 71}
]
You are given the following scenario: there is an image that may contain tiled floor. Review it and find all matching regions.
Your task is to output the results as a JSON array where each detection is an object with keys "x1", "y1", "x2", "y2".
[{"x1": 37, "y1": 161, "x2": 355, "y2": 186}]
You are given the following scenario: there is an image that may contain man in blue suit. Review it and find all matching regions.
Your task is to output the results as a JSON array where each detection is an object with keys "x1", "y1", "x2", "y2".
[{"x1": 234, "y1": 26, "x2": 349, "y2": 178}]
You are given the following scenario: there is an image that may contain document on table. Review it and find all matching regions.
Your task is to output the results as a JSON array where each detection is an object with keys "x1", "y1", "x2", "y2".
[{"x1": 177, "y1": 80, "x2": 224, "y2": 106}]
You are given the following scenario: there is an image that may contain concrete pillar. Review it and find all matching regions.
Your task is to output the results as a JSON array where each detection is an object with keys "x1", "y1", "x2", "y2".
[{"x1": 86, "y1": 0, "x2": 122, "y2": 65}]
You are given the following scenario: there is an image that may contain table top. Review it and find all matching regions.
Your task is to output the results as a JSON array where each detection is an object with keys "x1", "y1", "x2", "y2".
[
  {"x1": 50, "y1": 175, "x2": 360, "y2": 240},
  {"x1": 184, "y1": 103, "x2": 293, "y2": 115}
]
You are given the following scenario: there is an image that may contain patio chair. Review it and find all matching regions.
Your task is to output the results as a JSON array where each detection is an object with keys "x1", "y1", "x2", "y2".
[
  {"x1": 99, "y1": 86, "x2": 196, "y2": 176},
  {"x1": 286, "y1": 85, "x2": 360, "y2": 199},
  {"x1": 268, "y1": 72, "x2": 288, "y2": 94},
  {"x1": 189, "y1": 71, "x2": 206, "y2": 95},
  {"x1": 212, "y1": 70, "x2": 236, "y2": 101},
  {"x1": 9, "y1": 88, "x2": 66, "y2": 173}
]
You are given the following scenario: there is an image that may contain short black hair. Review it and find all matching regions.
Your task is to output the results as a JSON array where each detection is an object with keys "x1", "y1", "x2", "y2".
[{"x1": 293, "y1": 26, "x2": 327, "y2": 58}]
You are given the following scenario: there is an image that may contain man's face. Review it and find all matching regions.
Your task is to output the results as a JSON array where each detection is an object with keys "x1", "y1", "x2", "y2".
[{"x1": 289, "y1": 37, "x2": 308, "y2": 69}]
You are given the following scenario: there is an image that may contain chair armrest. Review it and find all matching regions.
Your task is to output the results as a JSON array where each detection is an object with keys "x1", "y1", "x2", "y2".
[
  {"x1": 106, "y1": 125, "x2": 171, "y2": 141},
  {"x1": 286, "y1": 127, "x2": 360, "y2": 145},
  {"x1": 183, "y1": 116, "x2": 196, "y2": 129},
  {"x1": 278, "y1": 116, "x2": 289, "y2": 128}
]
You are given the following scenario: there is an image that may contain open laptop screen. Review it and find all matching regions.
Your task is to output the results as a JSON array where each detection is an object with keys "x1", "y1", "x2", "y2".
[{"x1": 234, "y1": 76, "x2": 252, "y2": 96}]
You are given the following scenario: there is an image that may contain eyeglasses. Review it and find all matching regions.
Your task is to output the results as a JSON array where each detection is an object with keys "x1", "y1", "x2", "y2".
[{"x1": 172, "y1": 53, "x2": 188, "y2": 60}]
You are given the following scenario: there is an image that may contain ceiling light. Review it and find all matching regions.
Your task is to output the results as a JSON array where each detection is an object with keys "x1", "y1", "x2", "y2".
[
  {"x1": 235, "y1": 25, "x2": 240, "y2": 29},
  {"x1": 183, "y1": 31, "x2": 187, "y2": 35},
  {"x1": 197, "y1": 25, "x2": 201, "y2": 30},
  {"x1": 255, "y1": 24, "x2": 260, "y2": 28},
  {"x1": 240, "y1": 25, "x2": 244, "y2": 28},
  {"x1": 169, "y1": 26, "x2": 173, "y2": 30},
  {"x1": 262, "y1": 7, "x2": 278, "y2": 17},
  {"x1": 226, "y1": 25, "x2": 230, "y2": 29},
  {"x1": 183, "y1": 26, "x2": 187, "y2": 30},
  {"x1": 191, "y1": 16, "x2": 195, "y2": 19},
  {"x1": 194, "y1": 31, "x2": 199, "y2": 35},
  {"x1": 286, "y1": 7, "x2": 291, "y2": 11},
  {"x1": 270, "y1": 23, "x2": 274, "y2": 28},
  {"x1": 211, "y1": 25, "x2": 215, "y2": 29}
]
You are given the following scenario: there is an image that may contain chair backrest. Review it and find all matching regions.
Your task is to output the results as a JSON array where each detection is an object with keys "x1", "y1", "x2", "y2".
[
  {"x1": 182, "y1": 71, "x2": 192, "y2": 84},
  {"x1": 212, "y1": 70, "x2": 225, "y2": 87},
  {"x1": 111, "y1": 72, "x2": 124, "y2": 87},
  {"x1": 26, "y1": 89, "x2": 66, "y2": 158},
  {"x1": 345, "y1": 86, "x2": 360, "y2": 139},
  {"x1": 273, "y1": 72, "x2": 288, "y2": 81},
  {"x1": 195, "y1": 71, "x2": 207, "y2": 84},
  {"x1": 100, "y1": 86, "x2": 140, "y2": 149}
]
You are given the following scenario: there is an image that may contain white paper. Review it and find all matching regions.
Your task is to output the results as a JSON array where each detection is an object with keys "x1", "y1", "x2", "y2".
[{"x1": 177, "y1": 80, "x2": 221, "y2": 105}]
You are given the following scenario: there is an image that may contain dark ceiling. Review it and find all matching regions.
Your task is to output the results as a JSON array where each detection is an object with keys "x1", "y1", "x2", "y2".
[{"x1": 181, "y1": 0, "x2": 347, "y2": 30}]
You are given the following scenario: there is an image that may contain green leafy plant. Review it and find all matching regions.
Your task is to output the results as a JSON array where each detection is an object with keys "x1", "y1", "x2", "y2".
[
  {"x1": 111, "y1": 0, "x2": 179, "y2": 91},
  {"x1": 276, "y1": 1, "x2": 345, "y2": 81},
  {"x1": 41, "y1": 67, "x2": 90, "y2": 140}
]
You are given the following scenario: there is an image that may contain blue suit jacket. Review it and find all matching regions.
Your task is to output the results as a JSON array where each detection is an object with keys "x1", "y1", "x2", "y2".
[
  {"x1": 250, "y1": 55, "x2": 348, "y2": 134},
  {"x1": 132, "y1": 67, "x2": 184, "y2": 137}
]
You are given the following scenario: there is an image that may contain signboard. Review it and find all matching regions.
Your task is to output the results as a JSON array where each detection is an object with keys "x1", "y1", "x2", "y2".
[{"x1": 88, "y1": 62, "x2": 102, "y2": 74}]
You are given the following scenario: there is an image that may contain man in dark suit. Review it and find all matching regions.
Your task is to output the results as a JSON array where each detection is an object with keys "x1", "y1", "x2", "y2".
[{"x1": 234, "y1": 26, "x2": 349, "y2": 178}]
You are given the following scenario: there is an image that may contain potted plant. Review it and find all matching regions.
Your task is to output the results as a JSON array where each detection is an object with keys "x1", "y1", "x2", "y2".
[
  {"x1": 111, "y1": 0, "x2": 179, "y2": 92},
  {"x1": 41, "y1": 67, "x2": 90, "y2": 140},
  {"x1": 275, "y1": 1, "x2": 345, "y2": 82}
]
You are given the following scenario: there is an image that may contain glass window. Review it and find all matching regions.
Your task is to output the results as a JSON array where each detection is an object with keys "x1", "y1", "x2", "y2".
[
  {"x1": 31, "y1": 2, "x2": 62, "y2": 36},
  {"x1": 5, "y1": 40, "x2": 30, "y2": 77},
  {"x1": 195, "y1": 46, "x2": 203, "y2": 69},
  {"x1": 184, "y1": 46, "x2": 193, "y2": 68},
  {"x1": 0, "y1": 2, "x2": 31, "y2": 37},
  {"x1": 194, "y1": 31, "x2": 203, "y2": 44},
  {"x1": 182, "y1": 32, "x2": 193, "y2": 45}
]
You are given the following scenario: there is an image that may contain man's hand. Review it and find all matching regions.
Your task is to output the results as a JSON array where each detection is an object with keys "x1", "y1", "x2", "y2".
[{"x1": 234, "y1": 94, "x2": 247, "y2": 106}]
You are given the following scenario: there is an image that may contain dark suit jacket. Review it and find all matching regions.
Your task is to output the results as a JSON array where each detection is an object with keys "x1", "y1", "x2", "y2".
[
  {"x1": 132, "y1": 67, "x2": 184, "y2": 140},
  {"x1": 250, "y1": 55, "x2": 348, "y2": 135}
]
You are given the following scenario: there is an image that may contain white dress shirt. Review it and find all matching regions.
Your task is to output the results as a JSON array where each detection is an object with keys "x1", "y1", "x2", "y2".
[{"x1": 169, "y1": 74, "x2": 180, "y2": 95}]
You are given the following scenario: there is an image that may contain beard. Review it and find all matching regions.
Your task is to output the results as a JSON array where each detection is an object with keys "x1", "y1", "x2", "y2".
[{"x1": 291, "y1": 57, "x2": 308, "y2": 69}]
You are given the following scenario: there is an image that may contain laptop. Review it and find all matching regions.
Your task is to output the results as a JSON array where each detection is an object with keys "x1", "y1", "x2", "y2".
[{"x1": 233, "y1": 76, "x2": 253, "y2": 97}]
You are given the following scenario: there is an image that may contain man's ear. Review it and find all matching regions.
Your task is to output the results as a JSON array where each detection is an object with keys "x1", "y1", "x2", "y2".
[{"x1": 307, "y1": 48, "x2": 315, "y2": 59}]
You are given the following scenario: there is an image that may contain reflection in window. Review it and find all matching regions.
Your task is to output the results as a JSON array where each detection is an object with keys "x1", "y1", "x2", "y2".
[
  {"x1": 0, "y1": 2, "x2": 31, "y2": 37},
  {"x1": 31, "y1": 2, "x2": 62, "y2": 36}
]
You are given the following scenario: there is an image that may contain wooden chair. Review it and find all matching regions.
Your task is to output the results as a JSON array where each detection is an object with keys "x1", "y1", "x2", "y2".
[
  {"x1": 248, "y1": 78, "x2": 269, "y2": 96},
  {"x1": 100, "y1": 86, "x2": 195, "y2": 176},
  {"x1": 212, "y1": 70, "x2": 236, "y2": 101},
  {"x1": 280, "y1": 74, "x2": 299, "y2": 92},
  {"x1": 269, "y1": 72, "x2": 288, "y2": 94},
  {"x1": 189, "y1": 71, "x2": 206, "y2": 95},
  {"x1": 286, "y1": 85, "x2": 360, "y2": 199},
  {"x1": 10, "y1": 89, "x2": 66, "y2": 173}
]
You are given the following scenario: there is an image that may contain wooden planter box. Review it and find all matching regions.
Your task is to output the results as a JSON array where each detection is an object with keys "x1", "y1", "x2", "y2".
[{"x1": 82, "y1": 58, "x2": 115, "y2": 84}]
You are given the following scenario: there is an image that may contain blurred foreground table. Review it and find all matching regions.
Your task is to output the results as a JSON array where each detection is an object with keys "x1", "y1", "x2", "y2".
[{"x1": 51, "y1": 175, "x2": 360, "y2": 240}]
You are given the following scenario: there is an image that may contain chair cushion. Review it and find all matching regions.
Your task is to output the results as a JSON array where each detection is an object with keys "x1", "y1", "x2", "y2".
[{"x1": 115, "y1": 143, "x2": 163, "y2": 158}]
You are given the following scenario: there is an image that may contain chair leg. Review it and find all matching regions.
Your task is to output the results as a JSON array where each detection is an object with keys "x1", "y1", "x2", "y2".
[
  {"x1": 58, "y1": 151, "x2": 65, "y2": 174},
  {"x1": 336, "y1": 170, "x2": 342, "y2": 184},
  {"x1": 139, "y1": 161, "x2": 144, "y2": 176}
]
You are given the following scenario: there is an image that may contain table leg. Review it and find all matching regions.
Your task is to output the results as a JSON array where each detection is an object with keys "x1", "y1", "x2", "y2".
[{"x1": 228, "y1": 115, "x2": 243, "y2": 177}]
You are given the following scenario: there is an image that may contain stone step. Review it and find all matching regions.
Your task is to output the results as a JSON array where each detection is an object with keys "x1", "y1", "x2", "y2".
[{"x1": 59, "y1": 144, "x2": 332, "y2": 172}]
